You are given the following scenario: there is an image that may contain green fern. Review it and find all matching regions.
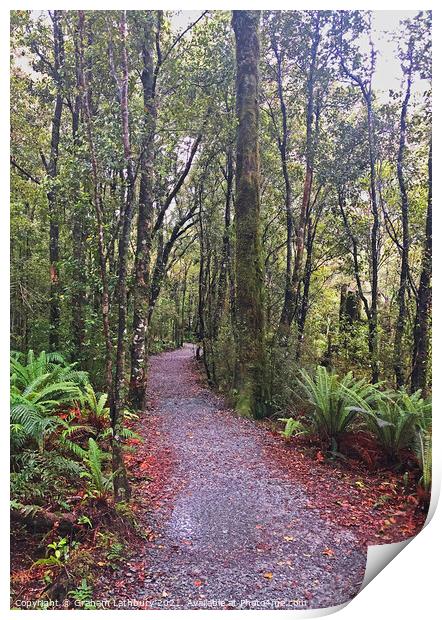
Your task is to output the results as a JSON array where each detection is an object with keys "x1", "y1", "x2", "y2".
[
  {"x1": 11, "y1": 350, "x2": 88, "y2": 392},
  {"x1": 298, "y1": 366, "x2": 379, "y2": 448},
  {"x1": 10, "y1": 350, "x2": 87, "y2": 452},
  {"x1": 81, "y1": 384, "x2": 110, "y2": 428},
  {"x1": 80, "y1": 438, "x2": 113, "y2": 498},
  {"x1": 351, "y1": 390, "x2": 428, "y2": 462},
  {"x1": 415, "y1": 430, "x2": 432, "y2": 492},
  {"x1": 278, "y1": 417, "x2": 308, "y2": 440}
]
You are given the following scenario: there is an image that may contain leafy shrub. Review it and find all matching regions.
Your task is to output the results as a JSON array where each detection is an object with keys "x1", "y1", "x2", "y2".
[
  {"x1": 10, "y1": 350, "x2": 87, "y2": 452},
  {"x1": 11, "y1": 350, "x2": 88, "y2": 391},
  {"x1": 79, "y1": 438, "x2": 113, "y2": 499},
  {"x1": 34, "y1": 536, "x2": 73, "y2": 568},
  {"x1": 298, "y1": 366, "x2": 379, "y2": 448},
  {"x1": 80, "y1": 384, "x2": 110, "y2": 430},
  {"x1": 68, "y1": 579, "x2": 95, "y2": 609},
  {"x1": 395, "y1": 389, "x2": 431, "y2": 432},
  {"x1": 352, "y1": 389, "x2": 432, "y2": 462},
  {"x1": 278, "y1": 417, "x2": 308, "y2": 440},
  {"x1": 11, "y1": 450, "x2": 85, "y2": 515}
]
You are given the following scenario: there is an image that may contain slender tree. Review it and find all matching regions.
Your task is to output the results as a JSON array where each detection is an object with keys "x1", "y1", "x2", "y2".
[
  {"x1": 77, "y1": 11, "x2": 113, "y2": 393},
  {"x1": 393, "y1": 35, "x2": 414, "y2": 387},
  {"x1": 129, "y1": 12, "x2": 157, "y2": 408},
  {"x1": 337, "y1": 12, "x2": 380, "y2": 383},
  {"x1": 277, "y1": 12, "x2": 321, "y2": 343},
  {"x1": 44, "y1": 10, "x2": 64, "y2": 351},
  {"x1": 109, "y1": 11, "x2": 135, "y2": 501},
  {"x1": 411, "y1": 142, "x2": 432, "y2": 396}
]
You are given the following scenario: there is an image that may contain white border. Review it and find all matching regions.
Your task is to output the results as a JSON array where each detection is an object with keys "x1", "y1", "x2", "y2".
[{"x1": 2, "y1": 2, "x2": 440, "y2": 617}]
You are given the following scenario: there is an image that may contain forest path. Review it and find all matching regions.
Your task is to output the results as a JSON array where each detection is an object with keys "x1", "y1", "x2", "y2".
[{"x1": 125, "y1": 344, "x2": 366, "y2": 610}]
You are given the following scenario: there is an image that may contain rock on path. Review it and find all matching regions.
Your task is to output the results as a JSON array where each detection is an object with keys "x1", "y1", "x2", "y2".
[{"x1": 135, "y1": 344, "x2": 366, "y2": 610}]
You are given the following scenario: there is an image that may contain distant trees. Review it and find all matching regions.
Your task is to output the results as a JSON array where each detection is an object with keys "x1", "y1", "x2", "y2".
[{"x1": 10, "y1": 9, "x2": 432, "y2": 431}]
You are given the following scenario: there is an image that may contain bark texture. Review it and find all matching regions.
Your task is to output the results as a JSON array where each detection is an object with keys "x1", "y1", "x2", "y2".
[
  {"x1": 232, "y1": 10, "x2": 267, "y2": 418},
  {"x1": 129, "y1": 14, "x2": 157, "y2": 409},
  {"x1": 110, "y1": 11, "x2": 134, "y2": 501}
]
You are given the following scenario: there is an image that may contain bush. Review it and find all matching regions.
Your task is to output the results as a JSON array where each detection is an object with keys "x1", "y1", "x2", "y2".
[
  {"x1": 351, "y1": 388, "x2": 431, "y2": 463},
  {"x1": 10, "y1": 351, "x2": 87, "y2": 452},
  {"x1": 278, "y1": 417, "x2": 308, "y2": 441},
  {"x1": 297, "y1": 366, "x2": 379, "y2": 449}
]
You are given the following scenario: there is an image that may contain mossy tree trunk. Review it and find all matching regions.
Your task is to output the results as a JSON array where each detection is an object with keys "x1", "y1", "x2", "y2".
[{"x1": 232, "y1": 10, "x2": 267, "y2": 419}]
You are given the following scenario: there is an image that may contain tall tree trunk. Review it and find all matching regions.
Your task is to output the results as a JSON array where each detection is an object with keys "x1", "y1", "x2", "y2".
[
  {"x1": 339, "y1": 24, "x2": 380, "y2": 383},
  {"x1": 366, "y1": 94, "x2": 380, "y2": 383},
  {"x1": 129, "y1": 14, "x2": 157, "y2": 408},
  {"x1": 270, "y1": 34, "x2": 293, "y2": 342},
  {"x1": 47, "y1": 10, "x2": 64, "y2": 351},
  {"x1": 337, "y1": 188, "x2": 372, "y2": 328},
  {"x1": 71, "y1": 35, "x2": 86, "y2": 362},
  {"x1": 197, "y1": 206, "x2": 213, "y2": 384},
  {"x1": 110, "y1": 11, "x2": 135, "y2": 501},
  {"x1": 78, "y1": 11, "x2": 113, "y2": 394},
  {"x1": 232, "y1": 10, "x2": 266, "y2": 418},
  {"x1": 296, "y1": 211, "x2": 319, "y2": 358},
  {"x1": 411, "y1": 142, "x2": 432, "y2": 396},
  {"x1": 214, "y1": 148, "x2": 234, "y2": 337},
  {"x1": 393, "y1": 41, "x2": 413, "y2": 387},
  {"x1": 277, "y1": 14, "x2": 320, "y2": 343}
]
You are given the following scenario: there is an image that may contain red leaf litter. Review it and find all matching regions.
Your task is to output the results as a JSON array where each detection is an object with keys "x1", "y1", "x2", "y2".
[
  {"x1": 95, "y1": 344, "x2": 427, "y2": 610},
  {"x1": 264, "y1": 430, "x2": 426, "y2": 546}
]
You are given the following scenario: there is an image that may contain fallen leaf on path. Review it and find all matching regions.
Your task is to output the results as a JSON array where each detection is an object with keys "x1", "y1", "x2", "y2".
[{"x1": 263, "y1": 572, "x2": 273, "y2": 580}]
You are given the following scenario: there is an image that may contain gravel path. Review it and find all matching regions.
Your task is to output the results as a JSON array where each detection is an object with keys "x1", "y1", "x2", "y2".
[{"x1": 137, "y1": 344, "x2": 366, "y2": 610}]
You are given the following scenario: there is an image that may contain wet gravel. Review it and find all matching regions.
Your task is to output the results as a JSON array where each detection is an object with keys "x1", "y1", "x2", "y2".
[{"x1": 136, "y1": 344, "x2": 367, "y2": 610}]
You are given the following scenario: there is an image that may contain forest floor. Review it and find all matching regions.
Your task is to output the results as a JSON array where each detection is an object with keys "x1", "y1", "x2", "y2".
[{"x1": 92, "y1": 344, "x2": 426, "y2": 610}]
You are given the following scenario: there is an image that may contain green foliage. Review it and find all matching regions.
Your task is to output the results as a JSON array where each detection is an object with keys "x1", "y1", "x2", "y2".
[
  {"x1": 278, "y1": 417, "x2": 308, "y2": 440},
  {"x1": 81, "y1": 384, "x2": 110, "y2": 429},
  {"x1": 415, "y1": 430, "x2": 431, "y2": 493},
  {"x1": 79, "y1": 438, "x2": 113, "y2": 499},
  {"x1": 351, "y1": 389, "x2": 431, "y2": 462},
  {"x1": 11, "y1": 450, "x2": 84, "y2": 510},
  {"x1": 34, "y1": 536, "x2": 74, "y2": 568},
  {"x1": 355, "y1": 399, "x2": 414, "y2": 461},
  {"x1": 11, "y1": 350, "x2": 88, "y2": 391},
  {"x1": 396, "y1": 389, "x2": 431, "y2": 432},
  {"x1": 68, "y1": 579, "x2": 95, "y2": 609},
  {"x1": 298, "y1": 366, "x2": 379, "y2": 447},
  {"x1": 77, "y1": 515, "x2": 93, "y2": 528},
  {"x1": 95, "y1": 530, "x2": 126, "y2": 567},
  {"x1": 10, "y1": 350, "x2": 87, "y2": 452},
  {"x1": 107, "y1": 542, "x2": 124, "y2": 568}
]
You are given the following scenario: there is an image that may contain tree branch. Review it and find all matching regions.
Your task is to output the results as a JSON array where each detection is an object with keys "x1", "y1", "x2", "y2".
[{"x1": 10, "y1": 157, "x2": 41, "y2": 185}]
